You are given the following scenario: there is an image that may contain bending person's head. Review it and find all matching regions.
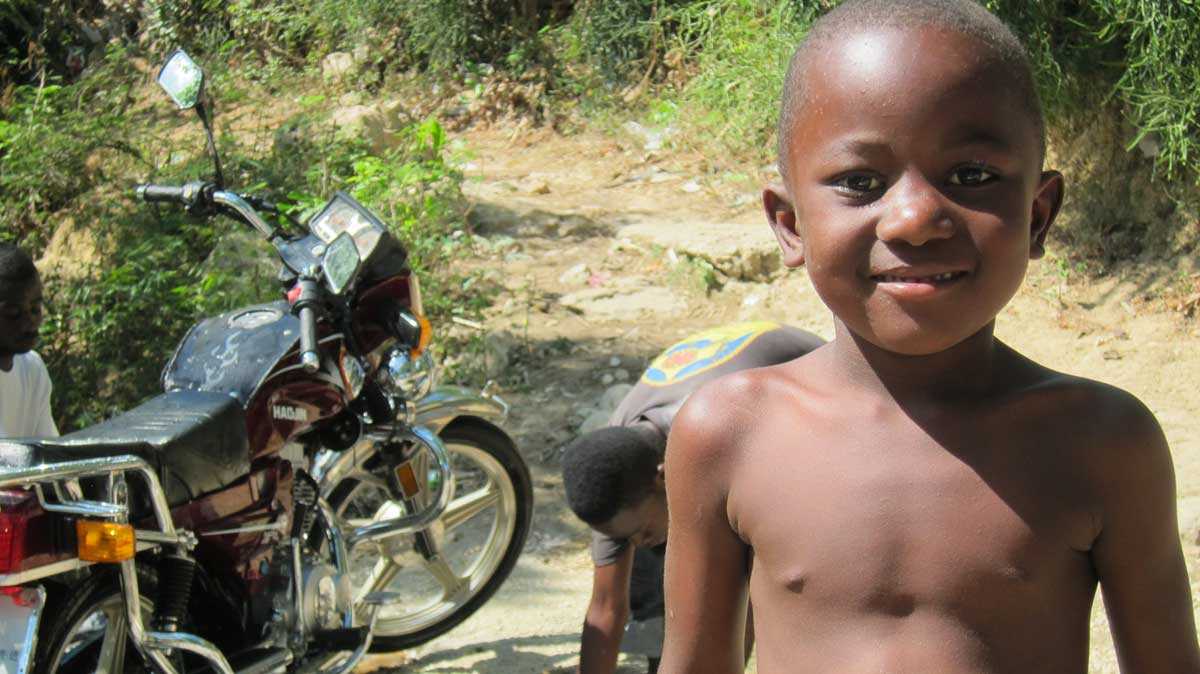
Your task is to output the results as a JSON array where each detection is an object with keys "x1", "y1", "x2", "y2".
[{"x1": 562, "y1": 424, "x2": 668, "y2": 548}]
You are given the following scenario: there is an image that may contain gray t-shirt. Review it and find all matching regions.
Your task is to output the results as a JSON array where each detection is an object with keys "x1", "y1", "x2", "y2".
[{"x1": 591, "y1": 321, "x2": 823, "y2": 567}]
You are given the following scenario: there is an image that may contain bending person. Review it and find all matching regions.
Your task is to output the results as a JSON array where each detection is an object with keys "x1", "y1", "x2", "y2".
[{"x1": 562, "y1": 322, "x2": 823, "y2": 674}]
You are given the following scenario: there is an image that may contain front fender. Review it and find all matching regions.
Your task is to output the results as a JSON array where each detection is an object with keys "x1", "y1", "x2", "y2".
[{"x1": 413, "y1": 385, "x2": 509, "y2": 433}]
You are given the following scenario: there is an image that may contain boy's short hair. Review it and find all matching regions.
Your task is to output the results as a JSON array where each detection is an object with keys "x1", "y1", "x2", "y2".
[
  {"x1": 562, "y1": 425, "x2": 663, "y2": 525},
  {"x1": 0, "y1": 243, "x2": 38, "y2": 289},
  {"x1": 778, "y1": 0, "x2": 1045, "y2": 179}
]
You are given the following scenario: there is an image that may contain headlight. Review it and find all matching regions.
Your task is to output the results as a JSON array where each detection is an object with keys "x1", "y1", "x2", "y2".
[
  {"x1": 392, "y1": 309, "x2": 432, "y2": 359},
  {"x1": 382, "y1": 348, "x2": 436, "y2": 400}
]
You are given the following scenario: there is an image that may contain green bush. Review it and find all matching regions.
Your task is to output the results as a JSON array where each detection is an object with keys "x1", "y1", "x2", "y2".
[
  {"x1": 555, "y1": 0, "x2": 664, "y2": 85},
  {"x1": 41, "y1": 216, "x2": 266, "y2": 429},
  {"x1": 663, "y1": 0, "x2": 824, "y2": 153},
  {"x1": 0, "y1": 45, "x2": 142, "y2": 247},
  {"x1": 279, "y1": 116, "x2": 486, "y2": 318}
]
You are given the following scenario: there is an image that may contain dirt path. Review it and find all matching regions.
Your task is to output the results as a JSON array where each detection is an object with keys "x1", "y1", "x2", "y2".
[{"x1": 360, "y1": 125, "x2": 1200, "y2": 673}]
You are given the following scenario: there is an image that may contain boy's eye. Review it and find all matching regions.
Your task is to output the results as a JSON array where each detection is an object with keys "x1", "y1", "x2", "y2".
[
  {"x1": 834, "y1": 174, "x2": 884, "y2": 194},
  {"x1": 948, "y1": 165, "x2": 996, "y2": 186}
]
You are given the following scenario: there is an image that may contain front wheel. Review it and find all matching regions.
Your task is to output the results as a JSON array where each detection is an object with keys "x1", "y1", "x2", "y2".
[{"x1": 329, "y1": 420, "x2": 533, "y2": 652}]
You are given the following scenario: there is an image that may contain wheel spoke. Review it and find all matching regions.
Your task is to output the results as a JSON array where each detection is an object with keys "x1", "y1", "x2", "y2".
[
  {"x1": 441, "y1": 485, "x2": 500, "y2": 532},
  {"x1": 94, "y1": 605, "x2": 128, "y2": 674},
  {"x1": 359, "y1": 556, "x2": 402, "y2": 602},
  {"x1": 422, "y1": 555, "x2": 468, "y2": 599},
  {"x1": 351, "y1": 471, "x2": 391, "y2": 495},
  {"x1": 333, "y1": 434, "x2": 524, "y2": 640}
]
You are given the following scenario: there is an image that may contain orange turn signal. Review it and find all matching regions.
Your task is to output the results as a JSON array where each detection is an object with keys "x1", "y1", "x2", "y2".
[
  {"x1": 393, "y1": 461, "x2": 422, "y2": 499},
  {"x1": 77, "y1": 520, "x2": 135, "y2": 563},
  {"x1": 410, "y1": 314, "x2": 432, "y2": 359}
]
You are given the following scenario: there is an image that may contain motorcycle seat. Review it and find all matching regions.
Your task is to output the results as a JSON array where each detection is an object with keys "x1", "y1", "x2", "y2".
[{"x1": 0, "y1": 390, "x2": 251, "y2": 507}]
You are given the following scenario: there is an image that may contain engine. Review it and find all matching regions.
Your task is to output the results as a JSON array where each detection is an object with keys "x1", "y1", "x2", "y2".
[{"x1": 258, "y1": 471, "x2": 355, "y2": 653}]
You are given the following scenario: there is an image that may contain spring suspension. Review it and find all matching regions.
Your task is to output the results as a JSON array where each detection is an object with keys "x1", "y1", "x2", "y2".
[
  {"x1": 154, "y1": 553, "x2": 197, "y2": 632},
  {"x1": 291, "y1": 472, "x2": 319, "y2": 541}
]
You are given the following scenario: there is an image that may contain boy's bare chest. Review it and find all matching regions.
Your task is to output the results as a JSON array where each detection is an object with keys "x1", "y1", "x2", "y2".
[{"x1": 734, "y1": 410, "x2": 1098, "y2": 612}]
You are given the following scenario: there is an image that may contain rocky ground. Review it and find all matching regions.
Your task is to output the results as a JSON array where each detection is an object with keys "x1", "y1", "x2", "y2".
[{"x1": 358, "y1": 124, "x2": 1200, "y2": 673}]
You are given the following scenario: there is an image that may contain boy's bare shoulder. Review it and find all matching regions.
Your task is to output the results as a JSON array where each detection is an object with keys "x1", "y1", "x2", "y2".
[
  {"x1": 669, "y1": 356, "x2": 818, "y2": 468},
  {"x1": 1013, "y1": 359, "x2": 1169, "y2": 476},
  {"x1": 1020, "y1": 361, "x2": 1159, "y2": 433}
]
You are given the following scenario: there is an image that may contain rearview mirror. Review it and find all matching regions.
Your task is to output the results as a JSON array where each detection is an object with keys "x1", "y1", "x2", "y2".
[
  {"x1": 157, "y1": 49, "x2": 204, "y2": 109},
  {"x1": 323, "y1": 232, "x2": 361, "y2": 295}
]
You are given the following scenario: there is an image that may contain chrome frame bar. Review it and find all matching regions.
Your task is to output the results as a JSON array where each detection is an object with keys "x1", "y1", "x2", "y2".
[
  {"x1": 313, "y1": 425, "x2": 454, "y2": 550},
  {"x1": 0, "y1": 455, "x2": 175, "y2": 534},
  {"x1": 33, "y1": 483, "x2": 126, "y2": 518},
  {"x1": 314, "y1": 497, "x2": 354, "y2": 629},
  {"x1": 0, "y1": 455, "x2": 236, "y2": 674}
]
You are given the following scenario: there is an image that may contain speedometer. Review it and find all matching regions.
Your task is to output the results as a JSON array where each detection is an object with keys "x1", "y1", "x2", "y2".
[{"x1": 307, "y1": 191, "x2": 387, "y2": 261}]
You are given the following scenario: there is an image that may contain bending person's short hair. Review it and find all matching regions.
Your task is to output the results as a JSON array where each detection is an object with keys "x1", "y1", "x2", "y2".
[
  {"x1": 778, "y1": 0, "x2": 1044, "y2": 180},
  {"x1": 562, "y1": 425, "x2": 663, "y2": 526},
  {"x1": 0, "y1": 243, "x2": 37, "y2": 289}
]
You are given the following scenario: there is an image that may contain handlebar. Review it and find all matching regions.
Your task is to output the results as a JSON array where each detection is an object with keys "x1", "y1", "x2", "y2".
[
  {"x1": 137, "y1": 184, "x2": 188, "y2": 204},
  {"x1": 297, "y1": 305, "x2": 320, "y2": 373},
  {"x1": 293, "y1": 275, "x2": 323, "y2": 374},
  {"x1": 135, "y1": 182, "x2": 278, "y2": 239}
]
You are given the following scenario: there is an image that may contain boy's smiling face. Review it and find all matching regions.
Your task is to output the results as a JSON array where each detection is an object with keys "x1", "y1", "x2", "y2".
[{"x1": 766, "y1": 25, "x2": 1063, "y2": 355}]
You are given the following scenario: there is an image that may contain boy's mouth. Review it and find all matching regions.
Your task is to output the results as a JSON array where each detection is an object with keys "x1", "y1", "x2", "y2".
[
  {"x1": 869, "y1": 270, "x2": 968, "y2": 284},
  {"x1": 868, "y1": 268, "x2": 970, "y2": 298}
]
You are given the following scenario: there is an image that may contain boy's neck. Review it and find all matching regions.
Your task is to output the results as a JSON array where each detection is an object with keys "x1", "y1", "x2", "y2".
[
  {"x1": 0, "y1": 353, "x2": 13, "y2": 372},
  {"x1": 829, "y1": 322, "x2": 1009, "y2": 403}
]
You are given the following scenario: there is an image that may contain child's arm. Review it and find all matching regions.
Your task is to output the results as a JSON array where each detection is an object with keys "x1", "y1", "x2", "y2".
[
  {"x1": 34, "y1": 367, "x2": 58, "y2": 437},
  {"x1": 659, "y1": 386, "x2": 751, "y2": 674},
  {"x1": 1091, "y1": 394, "x2": 1200, "y2": 672},
  {"x1": 578, "y1": 546, "x2": 634, "y2": 674}
]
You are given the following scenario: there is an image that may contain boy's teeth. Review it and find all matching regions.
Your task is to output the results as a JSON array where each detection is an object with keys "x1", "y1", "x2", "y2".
[{"x1": 877, "y1": 272, "x2": 960, "y2": 283}]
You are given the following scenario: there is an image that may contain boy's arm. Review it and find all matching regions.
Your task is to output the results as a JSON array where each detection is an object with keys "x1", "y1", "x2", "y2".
[
  {"x1": 578, "y1": 545, "x2": 634, "y2": 674},
  {"x1": 36, "y1": 374, "x2": 58, "y2": 437},
  {"x1": 659, "y1": 387, "x2": 751, "y2": 674},
  {"x1": 1091, "y1": 395, "x2": 1200, "y2": 672}
]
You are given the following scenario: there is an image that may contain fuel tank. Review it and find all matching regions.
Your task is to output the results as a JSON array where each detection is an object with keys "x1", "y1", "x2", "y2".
[{"x1": 162, "y1": 301, "x2": 300, "y2": 404}]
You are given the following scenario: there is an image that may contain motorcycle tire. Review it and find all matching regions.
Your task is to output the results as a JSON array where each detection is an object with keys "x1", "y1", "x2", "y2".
[
  {"x1": 34, "y1": 568, "x2": 158, "y2": 674},
  {"x1": 328, "y1": 419, "x2": 533, "y2": 652}
]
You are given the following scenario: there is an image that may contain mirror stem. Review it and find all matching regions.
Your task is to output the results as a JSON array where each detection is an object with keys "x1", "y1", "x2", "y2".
[{"x1": 195, "y1": 99, "x2": 226, "y2": 189}]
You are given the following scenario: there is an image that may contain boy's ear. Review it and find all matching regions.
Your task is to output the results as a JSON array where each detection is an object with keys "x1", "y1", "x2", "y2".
[
  {"x1": 1029, "y1": 170, "x2": 1064, "y2": 260},
  {"x1": 654, "y1": 463, "x2": 665, "y2": 489},
  {"x1": 764, "y1": 185, "x2": 804, "y2": 267}
]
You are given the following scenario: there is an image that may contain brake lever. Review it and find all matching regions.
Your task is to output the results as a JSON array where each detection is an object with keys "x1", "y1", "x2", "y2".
[{"x1": 243, "y1": 194, "x2": 279, "y2": 214}]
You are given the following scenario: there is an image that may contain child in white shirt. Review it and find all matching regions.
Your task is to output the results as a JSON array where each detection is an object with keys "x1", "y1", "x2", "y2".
[{"x1": 0, "y1": 243, "x2": 57, "y2": 438}]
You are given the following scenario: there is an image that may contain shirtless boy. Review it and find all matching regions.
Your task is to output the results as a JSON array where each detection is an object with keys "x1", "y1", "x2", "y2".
[{"x1": 659, "y1": 2, "x2": 1200, "y2": 673}]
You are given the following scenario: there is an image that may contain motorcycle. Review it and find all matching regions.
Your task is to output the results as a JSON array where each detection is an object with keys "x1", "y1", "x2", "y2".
[{"x1": 0, "y1": 49, "x2": 532, "y2": 673}]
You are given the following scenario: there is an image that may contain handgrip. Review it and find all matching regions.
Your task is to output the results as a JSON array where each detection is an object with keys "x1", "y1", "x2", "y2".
[
  {"x1": 136, "y1": 184, "x2": 186, "y2": 204},
  {"x1": 298, "y1": 305, "x2": 320, "y2": 373}
]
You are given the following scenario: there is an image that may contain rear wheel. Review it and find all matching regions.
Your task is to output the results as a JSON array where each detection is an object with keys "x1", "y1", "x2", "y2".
[
  {"x1": 328, "y1": 421, "x2": 532, "y2": 651},
  {"x1": 35, "y1": 571, "x2": 155, "y2": 674}
]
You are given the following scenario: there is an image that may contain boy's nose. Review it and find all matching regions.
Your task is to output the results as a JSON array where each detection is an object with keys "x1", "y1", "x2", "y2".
[
  {"x1": 20, "y1": 312, "x2": 42, "y2": 332},
  {"x1": 875, "y1": 175, "x2": 955, "y2": 246}
]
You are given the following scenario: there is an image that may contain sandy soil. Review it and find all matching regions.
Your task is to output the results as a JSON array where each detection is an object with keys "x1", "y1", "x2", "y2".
[{"x1": 359, "y1": 125, "x2": 1200, "y2": 673}]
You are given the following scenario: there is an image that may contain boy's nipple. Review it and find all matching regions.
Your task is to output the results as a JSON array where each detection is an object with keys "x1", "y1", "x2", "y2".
[{"x1": 784, "y1": 570, "x2": 808, "y2": 594}]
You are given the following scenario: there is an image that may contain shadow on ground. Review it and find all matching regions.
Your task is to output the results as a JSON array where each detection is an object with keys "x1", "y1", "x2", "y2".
[{"x1": 395, "y1": 632, "x2": 648, "y2": 674}]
